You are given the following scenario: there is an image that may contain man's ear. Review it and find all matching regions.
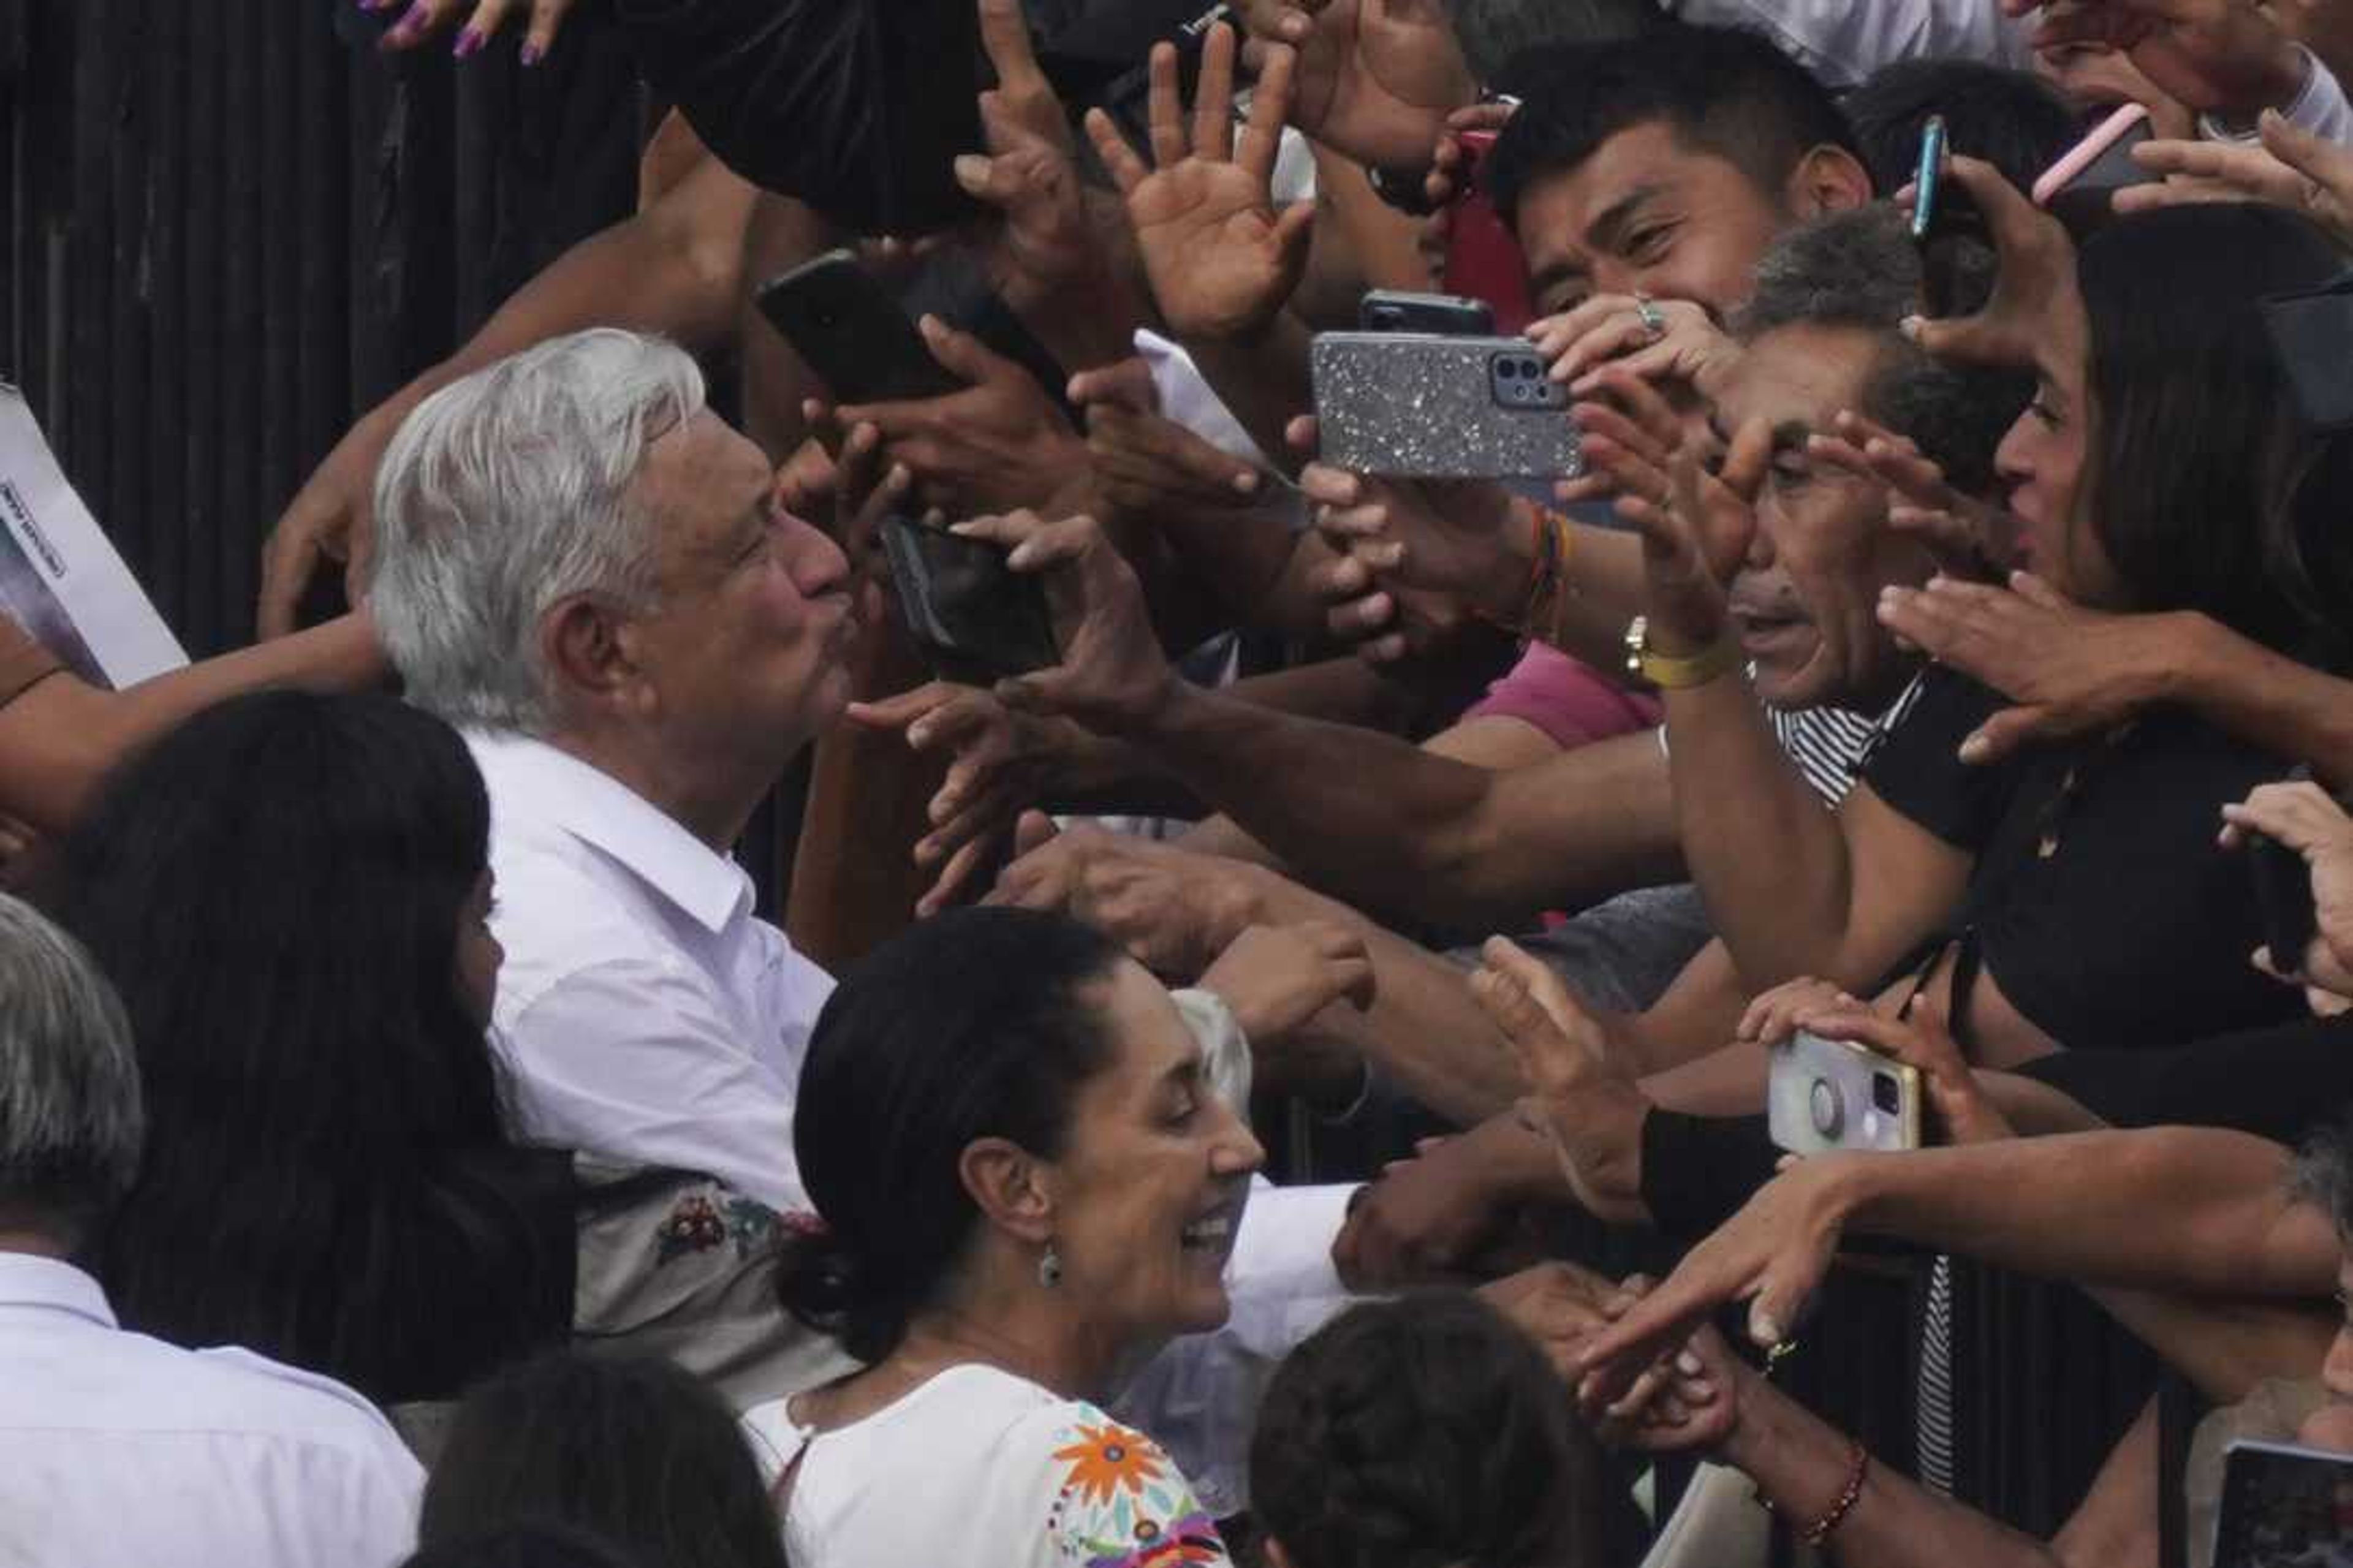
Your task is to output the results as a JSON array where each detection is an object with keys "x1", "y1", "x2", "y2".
[
  {"x1": 1787, "y1": 144, "x2": 1875, "y2": 219},
  {"x1": 960, "y1": 1136, "x2": 1057, "y2": 1248},
  {"x1": 542, "y1": 597, "x2": 657, "y2": 722}
]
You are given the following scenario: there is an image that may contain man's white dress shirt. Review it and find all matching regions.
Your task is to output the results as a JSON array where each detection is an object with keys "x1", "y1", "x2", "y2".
[
  {"x1": 0, "y1": 1253, "x2": 422, "y2": 1568},
  {"x1": 474, "y1": 730, "x2": 835, "y2": 1215}
]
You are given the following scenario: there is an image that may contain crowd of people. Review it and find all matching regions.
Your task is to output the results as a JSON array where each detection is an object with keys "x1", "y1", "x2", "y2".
[{"x1": 11, "y1": 0, "x2": 2353, "y2": 1563}]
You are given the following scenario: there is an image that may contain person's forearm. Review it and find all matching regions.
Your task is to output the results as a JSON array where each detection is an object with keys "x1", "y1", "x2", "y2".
[
  {"x1": 2170, "y1": 613, "x2": 2353, "y2": 790},
  {"x1": 1611, "y1": 938, "x2": 1747, "y2": 1077},
  {"x1": 1663, "y1": 673, "x2": 1870, "y2": 987},
  {"x1": 1230, "y1": 864, "x2": 1522, "y2": 1124},
  {"x1": 2089, "y1": 1287, "x2": 2335, "y2": 1406},
  {"x1": 1185, "y1": 315, "x2": 1317, "y2": 477},
  {"x1": 1722, "y1": 1373, "x2": 2069, "y2": 1568},
  {"x1": 0, "y1": 613, "x2": 385, "y2": 835},
  {"x1": 1828, "y1": 1127, "x2": 2332, "y2": 1297},
  {"x1": 366, "y1": 157, "x2": 763, "y2": 460}
]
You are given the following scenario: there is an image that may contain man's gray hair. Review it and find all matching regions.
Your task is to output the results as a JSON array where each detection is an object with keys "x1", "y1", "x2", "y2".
[
  {"x1": 0, "y1": 893, "x2": 142, "y2": 1235},
  {"x1": 368, "y1": 328, "x2": 708, "y2": 733},
  {"x1": 1729, "y1": 205, "x2": 2022, "y2": 499}
]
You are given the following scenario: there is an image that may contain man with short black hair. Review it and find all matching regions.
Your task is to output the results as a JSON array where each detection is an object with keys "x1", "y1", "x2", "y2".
[{"x1": 0, "y1": 893, "x2": 423, "y2": 1567}]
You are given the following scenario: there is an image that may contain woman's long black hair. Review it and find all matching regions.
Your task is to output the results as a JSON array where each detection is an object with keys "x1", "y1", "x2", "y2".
[
  {"x1": 2075, "y1": 204, "x2": 2353, "y2": 673},
  {"x1": 56, "y1": 690, "x2": 569, "y2": 1403}
]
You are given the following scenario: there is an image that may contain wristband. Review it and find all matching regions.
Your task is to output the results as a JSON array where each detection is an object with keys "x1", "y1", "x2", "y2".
[{"x1": 1623, "y1": 615, "x2": 1740, "y2": 691}]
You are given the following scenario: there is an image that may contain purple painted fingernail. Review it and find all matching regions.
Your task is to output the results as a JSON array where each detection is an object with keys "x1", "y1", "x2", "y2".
[
  {"x1": 392, "y1": 1, "x2": 429, "y2": 36},
  {"x1": 453, "y1": 27, "x2": 485, "y2": 58},
  {"x1": 520, "y1": 39, "x2": 545, "y2": 66}
]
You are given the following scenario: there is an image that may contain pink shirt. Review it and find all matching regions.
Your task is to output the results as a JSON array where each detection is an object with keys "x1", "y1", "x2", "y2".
[{"x1": 1465, "y1": 642, "x2": 1661, "y2": 752}]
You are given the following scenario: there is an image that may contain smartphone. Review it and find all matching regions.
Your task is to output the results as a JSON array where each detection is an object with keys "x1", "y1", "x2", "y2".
[
  {"x1": 1909, "y1": 115, "x2": 1947, "y2": 243},
  {"x1": 893, "y1": 244, "x2": 1075, "y2": 419},
  {"x1": 1443, "y1": 129, "x2": 1537, "y2": 336},
  {"x1": 2032, "y1": 102, "x2": 2156, "y2": 236},
  {"x1": 1767, "y1": 1030, "x2": 1923, "y2": 1157},
  {"x1": 879, "y1": 514, "x2": 1060, "y2": 684},
  {"x1": 2249, "y1": 768, "x2": 2322, "y2": 970},
  {"x1": 2213, "y1": 1439, "x2": 2353, "y2": 1567},
  {"x1": 1310, "y1": 332, "x2": 1582, "y2": 479},
  {"x1": 755, "y1": 250, "x2": 962, "y2": 406},
  {"x1": 1357, "y1": 290, "x2": 1496, "y2": 335}
]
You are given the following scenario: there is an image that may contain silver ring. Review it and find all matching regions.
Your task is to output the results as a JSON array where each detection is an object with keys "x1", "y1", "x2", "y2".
[{"x1": 1633, "y1": 294, "x2": 1667, "y2": 341}]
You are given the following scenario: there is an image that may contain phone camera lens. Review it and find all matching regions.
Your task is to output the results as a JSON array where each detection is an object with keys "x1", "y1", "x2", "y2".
[
  {"x1": 1512, "y1": 384, "x2": 1532, "y2": 403},
  {"x1": 1872, "y1": 1073, "x2": 1902, "y2": 1115},
  {"x1": 1808, "y1": 1078, "x2": 1843, "y2": 1138},
  {"x1": 1496, "y1": 359, "x2": 1519, "y2": 380}
]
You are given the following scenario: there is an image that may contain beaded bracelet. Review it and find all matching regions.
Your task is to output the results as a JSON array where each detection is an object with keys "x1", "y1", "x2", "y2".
[
  {"x1": 1798, "y1": 1440, "x2": 1870, "y2": 1548},
  {"x1": 1491, "y1": 496, "x2": 1577, "y2": 643}
]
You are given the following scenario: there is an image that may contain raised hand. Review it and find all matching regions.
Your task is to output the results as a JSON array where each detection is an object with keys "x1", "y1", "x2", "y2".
[
  {"x1": 1800, "y1": 998, "x2": 2015, "y2": 1146},
  {"x1": 1069, "y1": 358, "x2": 1270, "y2": 515},
  {"x1": 1470, "y1": 936, "x2": 1652, "y2": 1227},
  {"x1": 1900, "y1": 154, "x2": 2086, "y2": 383},
  {"x1": 1528, "y1": 294, "x2": 1742, "y2": 399},
  {"x1": 2120, "y1": 110, "x2": 2353, "y2": 249},
  {"x1": 2006, "y1": 0, "x2": 2307, "y2": 118},
  {"x1": 2222, "y1": 779, "x2": 2353, "y2": 999},
  {"x1": 847, "y1": 681, "x2": 1078, "y2": 917},
  {"x1": 1085, "y1": 24, "x2": 1316, "y2": 343},
  {"x1": 1238, "y1": 0, "x2": 1474, "y2": 170},
  {"x1": 947, "y1": 509, "x2": 1180, "y2": 732},
  {"x1": 1809, "y1": 408, "x2": 2020, "y2": 579},
  {"x1": 833, "y1": 317, "x2": 1088, "y2": 516},
  {"x1": 364, "y1": 0, "x2": 577, "y2": 62},
  {"x1": 1575, "y1": 368, "x2": 1771, "y2": 661},
  {"x1": 1199, "y1": 921, "x2": 1378, "y2": 1044},
  {"x1": 1575, "y1": 1156, "x2": 1862, "y2": 1397},
  {"x1": 990, "y1": 819, "x2": 1267, "y2": 979},
  {"x1": 1874, "y1": 572, "x2": 2177, "y2": 763},
  {"x1": 957, "y1": 0, "x2": 1105, "y2": 316}
]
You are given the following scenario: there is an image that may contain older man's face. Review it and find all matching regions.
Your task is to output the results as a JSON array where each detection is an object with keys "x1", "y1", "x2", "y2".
[
  {"x1": 623, "y1": 410, "x2": 856, "y2": 766},
  {"x1": 1708, "y1": 322, "x2": 1934, "y2": 714}
]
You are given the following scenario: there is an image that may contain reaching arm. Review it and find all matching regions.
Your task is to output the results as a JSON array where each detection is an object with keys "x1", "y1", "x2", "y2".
[
  {"x1": 0, "y1": 614, "x2": 385, "y2": 836},
  {"x1": 1143, "y1": 684, "x2": 1682, "y2": 929},
  {"x1": 260, "y1": 155, "x2": 767, "y2": 635}
]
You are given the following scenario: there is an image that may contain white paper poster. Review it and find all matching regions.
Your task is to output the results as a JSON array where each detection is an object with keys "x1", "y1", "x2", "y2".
[{"x1": 0, "y1": 385, "x2": 186, "y2": 689}]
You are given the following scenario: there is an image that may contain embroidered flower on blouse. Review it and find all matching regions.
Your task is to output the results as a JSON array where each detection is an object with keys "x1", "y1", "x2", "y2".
[
  {"x1": 1053, "y1": 1421, "x2": 1165, "y2": 1506},
  {"x1": 654, "y1": 1191, "x2": 782, "y2": 1267},
  {"x1": 1046, "y1": 1414, "x2": 1229, "y2": 1566}
]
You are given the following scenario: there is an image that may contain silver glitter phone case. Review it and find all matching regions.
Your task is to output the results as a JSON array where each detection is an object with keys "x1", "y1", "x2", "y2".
[{"x1": 1311, "y1": 332, "x2": 1585, "y2": 479}]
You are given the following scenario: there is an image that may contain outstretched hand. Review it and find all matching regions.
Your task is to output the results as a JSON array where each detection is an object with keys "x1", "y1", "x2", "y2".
[
  {"x1": 365, "y1": 0, "x2": 577, "y2": 61},
  {"x1": 2120, "y1": 109, "x2": 2353, "y2": 251},
  {"x1": 949, "y1": 510, "x2": 1180, "y2": 733},
  {"x1": 1236, "y1": 0, "x2": 1474, "y2": 170},
  {"x1": 1086, "y1": 23, "x2": 1316, "y2": 343},
  {"x1": 2004, "y1": 0, "x2": 2306, "y2": 118},
  {"x1": 1874, "y1": 572, "x2": 2174, "y2": 763}
]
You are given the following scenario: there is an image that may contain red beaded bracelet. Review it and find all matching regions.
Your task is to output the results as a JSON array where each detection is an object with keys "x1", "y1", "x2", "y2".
[{"x1": 1798, "y1": 1440, "x2": 1870, "y2": 1547}]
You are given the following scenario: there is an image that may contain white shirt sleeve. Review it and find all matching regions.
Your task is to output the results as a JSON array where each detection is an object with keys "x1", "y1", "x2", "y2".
[
  {"x1": 1662, "y1": 0, "x2": 2035, "y2": 89},
  {"x1": 499, "y1": 956, "x2": 808, "y2": 1214},
  {"x1": 2199, "y1": 46, "x2": 2353, "y2": 147}
]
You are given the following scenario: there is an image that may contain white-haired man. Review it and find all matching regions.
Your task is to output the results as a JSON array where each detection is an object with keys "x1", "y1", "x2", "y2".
[
  {"x1": 371, "y1": 328, "x2": 857, "y2": 1215},
  {"x1": 367, "y1": 333, "x2": 1365, "y2": 1488},
  {"x1": 0, "y1": 894, "x2": 422, "y2": 1567}
]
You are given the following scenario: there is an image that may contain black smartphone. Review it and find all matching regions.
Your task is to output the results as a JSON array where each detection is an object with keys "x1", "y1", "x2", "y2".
[
  {"x1": 1088, "y1": 3, "x2": 1230, "y2": 164},
  {"x1": 2213, "y1": 1439, "x2": 2353, "y2": 1567},
  {"x1": 1357, "y1": 290, "x2": 1496, "y2": 335},
  {"x1": 894, "y1": 245, "x2": 1077, "y2": 422},
  {"x1": 2252, "y1": 832, "x2": 2321, "y2": 974},
  {"x1": 755, "y1": 250, "x2": 963, "y2": 406},
  {"x1": 879, "y1": 514, "x2": 1060, "y2": 683}
]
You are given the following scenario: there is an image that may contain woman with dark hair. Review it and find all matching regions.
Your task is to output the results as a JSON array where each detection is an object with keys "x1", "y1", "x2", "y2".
[
  {"x1": 744, "y1": 906, "x2": 1344, "y2": 1567},
  {"x1": 56, "y1": 689, "x2": 570, "y2": 1406},
  {"x1": 418, "y1": 1350, "x2": 786, "y2": 1568},
  {"x1": 52, "y1": 689, "x2": 824, "y2": 1418}
]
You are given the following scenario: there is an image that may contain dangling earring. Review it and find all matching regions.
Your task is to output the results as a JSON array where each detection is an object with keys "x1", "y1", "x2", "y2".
[{"x1": 1037, "y1": 1243, "x2": 1064, "y2": 1289}]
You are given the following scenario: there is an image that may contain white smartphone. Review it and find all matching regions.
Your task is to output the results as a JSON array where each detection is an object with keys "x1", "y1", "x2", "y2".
[{"x1": 1767, "y1": 1029, "x2": 1923, "y2": 1156}]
